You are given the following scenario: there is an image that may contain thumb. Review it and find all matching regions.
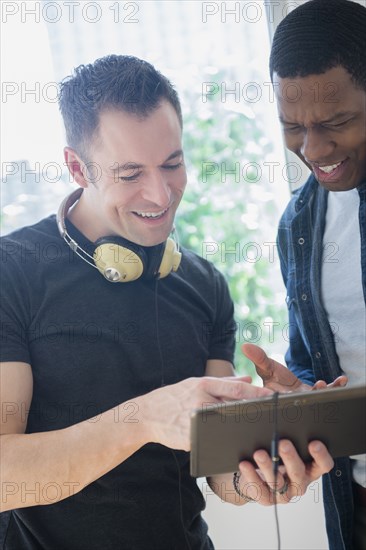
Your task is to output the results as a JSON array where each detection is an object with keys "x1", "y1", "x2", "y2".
[{"x1": 241, "y1": 343, "x2": 273, "y2": 379}]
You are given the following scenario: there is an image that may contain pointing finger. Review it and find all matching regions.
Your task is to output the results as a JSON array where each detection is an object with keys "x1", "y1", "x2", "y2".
[{"x1": 203, "y1": 377, "x2": 273, "y2": 401}]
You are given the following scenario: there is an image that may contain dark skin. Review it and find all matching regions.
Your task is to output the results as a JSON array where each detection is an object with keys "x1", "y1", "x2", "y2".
[
  {"x1": 273, "y1": 66, "x2": 366, "y2": 192},
  {"x1": 242, "y1": 343, "x2": 348, "y2": 392}
]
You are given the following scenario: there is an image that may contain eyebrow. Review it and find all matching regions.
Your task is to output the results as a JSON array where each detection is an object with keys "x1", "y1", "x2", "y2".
[
  {"x1": 319, "y1": 112, "x2": 356, "y2": 123},
  {"x1": 279, "y1": 111, "x2": 356, "y2": 125},
  {"x1": 110, "y1": 149, "x2": 184, "y2": 172}
]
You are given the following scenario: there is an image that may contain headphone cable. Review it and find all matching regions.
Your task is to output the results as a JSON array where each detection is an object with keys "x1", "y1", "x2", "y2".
[
  {"x1": 154, "y1": 279, "x2": 165, "y2": 387},
  {"x1": 271, "y1": 391, "x2": 281, "y2": 550},
  {"x1": 153, "y1": 279, "x2": 192, "y2": 549}
]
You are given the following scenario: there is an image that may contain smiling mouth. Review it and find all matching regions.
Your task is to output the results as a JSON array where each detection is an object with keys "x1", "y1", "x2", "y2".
[
  {"x1": 310, "y1": 158, "x2": 349, "y2": 181},
  {"x1": 316, "y1": 160, "x2": 346, "y2": 174},
  {"x1": 132, "y1": 207, "x2": 169, "y2": 220}
]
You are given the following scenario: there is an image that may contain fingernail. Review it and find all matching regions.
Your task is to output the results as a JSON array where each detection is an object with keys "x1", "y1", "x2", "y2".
[
  {"x1": 281, "y1": 442, "x2": 291, "y2": 452},
  {"x1": 312, "y1": 442, "x2": 322, "y2": 452},
  {"x1": 254, "y1": 451, "x2": 266, "y2": 463}
]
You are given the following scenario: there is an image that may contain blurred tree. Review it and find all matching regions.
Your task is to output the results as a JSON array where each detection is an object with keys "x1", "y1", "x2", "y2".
[{"x1": 178, "y1": 72, "x2": 288, "y2": 376}]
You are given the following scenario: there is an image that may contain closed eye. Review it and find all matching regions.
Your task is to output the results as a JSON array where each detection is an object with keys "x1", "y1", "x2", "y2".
[
  {"x1": 283, "y1": 125, "x2": 303, "y2": 134},
  {"x1": 162, "y1": 162, "x2": 184, "y2": 170},
  {"x1": 119, "y1": 172, "x2": 141, "y2": 182},
  {"x1": 325, "y1": 119, "x2": 353, "y2": 129},
  {"x1": 118, "y1": 162, "x2": 184, "y2": 182}
]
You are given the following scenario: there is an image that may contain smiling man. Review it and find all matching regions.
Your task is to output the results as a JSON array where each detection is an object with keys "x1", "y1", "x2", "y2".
[
  {"x1": 274, "y1": 64, "x2": 366, "y2": 193},
  {"x1": 242, "y1": 1, "x2": 366, "y2": 549},
  {"x1": 64, "y1": 106, "x2": 186, "y2": 247}
]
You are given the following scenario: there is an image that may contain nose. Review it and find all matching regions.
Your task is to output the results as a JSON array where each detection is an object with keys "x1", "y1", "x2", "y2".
[
  {"x1": 300, "y1": 128, "x2": 336, "y2": 164},
  {"x1": 141, "y1": 170, "x2": 171, "y2": 207}
]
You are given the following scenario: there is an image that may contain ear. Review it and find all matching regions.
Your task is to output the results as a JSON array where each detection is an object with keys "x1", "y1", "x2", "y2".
[{"x1": 64, "y1": 147, "x2": 89, "y2": 188}]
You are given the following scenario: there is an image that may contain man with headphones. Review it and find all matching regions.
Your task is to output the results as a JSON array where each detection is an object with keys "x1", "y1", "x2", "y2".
[{"x1": 0, "y1": 55, "x2": 334, "y2": 549}]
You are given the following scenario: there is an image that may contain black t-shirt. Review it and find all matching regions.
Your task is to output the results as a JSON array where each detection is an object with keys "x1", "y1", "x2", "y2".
[{"x1": 0, "y1": 215, "x2": 236, "y2": 550}]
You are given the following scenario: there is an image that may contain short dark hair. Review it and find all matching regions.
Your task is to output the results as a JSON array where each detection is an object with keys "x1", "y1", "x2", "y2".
[
  {"x1": 58, "y1": 55, "x2": 183, "y2": 160},
  {"x1": 270, "y1": 0, "x2": 366, "y2": 90}
]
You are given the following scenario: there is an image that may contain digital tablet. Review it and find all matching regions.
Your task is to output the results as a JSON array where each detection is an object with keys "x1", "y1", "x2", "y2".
[{"x1": 190, "y1": 385, "x2": 366, "y2": 477}]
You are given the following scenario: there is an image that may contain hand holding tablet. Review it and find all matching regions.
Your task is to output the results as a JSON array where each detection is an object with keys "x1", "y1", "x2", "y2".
[{"x1": 190, "y1": 385, "x2": 366, "y2": 477}]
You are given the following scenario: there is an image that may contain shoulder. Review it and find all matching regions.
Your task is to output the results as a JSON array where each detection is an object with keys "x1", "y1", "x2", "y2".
[
  {"x1": 0, "y1": 215, "x2": 61, "y2": 255},
  {"x1": 0, "y1": 216, "x2": 60, "y2": 284},
  {"x1": 176, "y1": 247, "x2": 232, "y2": 310},
  {"x1": 179, "y1": 247, "x2": 227, "y2": 285},
  {"x1": 1, "y1": 215, "x2": 58, "y2": 244}
]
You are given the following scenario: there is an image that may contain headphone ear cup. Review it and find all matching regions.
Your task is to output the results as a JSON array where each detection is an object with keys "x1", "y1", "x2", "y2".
[
  {"x1": 158, "y1": 237, "x2": 182, "y2": 279},
  {"x1": 93, "y1": 237, "x2": 147, "y2": 282}
]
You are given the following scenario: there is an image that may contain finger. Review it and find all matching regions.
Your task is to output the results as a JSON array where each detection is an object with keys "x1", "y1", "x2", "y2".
[
  {"x1": 311, "y1": 380, "x2": 328, "y2": 390},
  {"x1": 277, "y1": 440, "x2": 306, "y2": 496},
  {"x1": 220, "y1": 375, "x2": 252, "y2": 383},
  {"x1": 279, "y1": 440, "x2": 333, "y2": 490},
  {"x1": 312, "y1": 376, "x2": 348, "y2": 390},
  {"x1": 252, "y1": 449, "x2": 288, "y2": 497},
  {"x1": 238, "y1": 460, "x2": 271, "y2": 504},
  {"x1": 327, "y1": 376, "x2": 348, "y2": 388},
  {"x1": 237, "y1": 375, "x2": 252, "y2": 383},
  {"x1": 307, "y1": 441, "x2": 334, "y2": 478},
  {"x1": 241, "y1": 344, "x2": 274, "y2": 381},
  {"x1": 203, "y1": 378, "x2": 273, "y2": 401}
]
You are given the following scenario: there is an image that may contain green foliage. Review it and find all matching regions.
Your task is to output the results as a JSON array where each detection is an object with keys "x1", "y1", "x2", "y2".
[{"x1": 178, "y1": 75, "x2": 288, "y2": 375}]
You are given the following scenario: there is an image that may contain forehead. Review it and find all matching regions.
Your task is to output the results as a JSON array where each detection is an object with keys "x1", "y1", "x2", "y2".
[
  {"x1": 88, "y1": 101, "x2": 182, "y2": 159},
  {"x1": 273, "y1": 66, "x2": 366, "y2": 122}
]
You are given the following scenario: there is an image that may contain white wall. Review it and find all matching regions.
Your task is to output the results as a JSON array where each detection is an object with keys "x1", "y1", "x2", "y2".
[{"x1": 199, "y1": 477, "x2": 328, "y2": 549}]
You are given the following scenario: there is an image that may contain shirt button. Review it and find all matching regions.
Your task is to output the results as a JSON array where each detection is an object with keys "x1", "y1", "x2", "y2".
[
  {"x1": 301, "y1": 294, "x2": 307, "y2": 301},
  {"x1": 315, "y1": 352, "x2": 322, "y2": 359},
  {"x1": 298, "y1": 238, "x2": 305, "y2": 245},
  {"x1": 335, "y1": 470, "x2": 342, "y2": 477}
]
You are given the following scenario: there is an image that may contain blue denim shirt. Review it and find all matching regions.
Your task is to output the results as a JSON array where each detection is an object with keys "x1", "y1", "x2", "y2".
[{"x1": 277, "y1": 174, "x2": 366, "y2": 550}]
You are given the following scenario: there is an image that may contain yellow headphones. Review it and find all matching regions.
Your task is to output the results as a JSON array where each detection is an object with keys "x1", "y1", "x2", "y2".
[{"x1": 57, "y1": 189, "x2": 181, "y2": 283}]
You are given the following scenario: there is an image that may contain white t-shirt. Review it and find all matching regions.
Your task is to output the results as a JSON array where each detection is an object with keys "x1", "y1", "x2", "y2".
[{"x1": 321, "y1": 189, "x2": 366, "y2": 487}]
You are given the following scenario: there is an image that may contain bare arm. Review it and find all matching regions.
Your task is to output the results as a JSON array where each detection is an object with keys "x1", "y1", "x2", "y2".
[
  {"x1": 1, "y1": 360, "x2": 269, "y2": 512},
  {"x1": 0, "y1": 361, "x2": 148, "y2": 511}
]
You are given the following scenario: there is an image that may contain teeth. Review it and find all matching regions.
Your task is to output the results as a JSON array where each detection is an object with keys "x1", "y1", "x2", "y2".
[
  {"x1": 134, "y1": 209, "x2": 167, "y2": 218},
  {"x1": 318, "y1": 161, "x2": 342, "y2": 174}
]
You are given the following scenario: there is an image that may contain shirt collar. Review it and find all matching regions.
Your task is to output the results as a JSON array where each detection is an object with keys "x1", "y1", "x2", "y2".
[
  {"x1": 294, "y1": 174, "x2": 366, "y2": 211},
  {"x1": 294, "y1": 174, "x2": 318, "y2": 212}
]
